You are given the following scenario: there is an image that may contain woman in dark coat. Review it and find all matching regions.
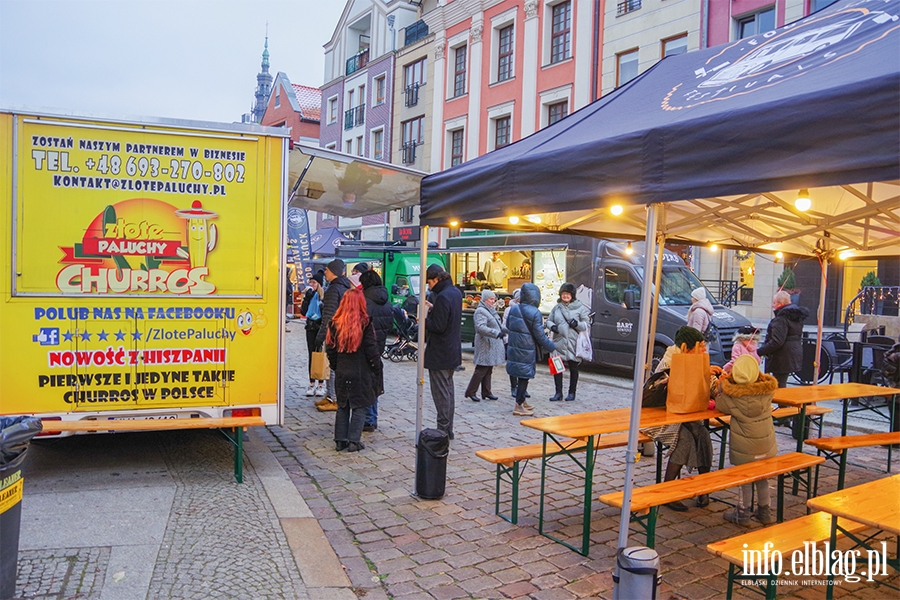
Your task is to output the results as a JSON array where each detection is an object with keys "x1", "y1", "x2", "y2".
[
  {"x1": 505, "y1": 283, "x2": 555, "y2": 416},
  {"x1": 299, "y1": 272, "x2": 326, "y2": 398},
  {"x1": 325, "y1": 289, "x2": 384, "y2": 452},
  {"x1": 360, "y1": 270, "x2": 394, "y2": 432}
]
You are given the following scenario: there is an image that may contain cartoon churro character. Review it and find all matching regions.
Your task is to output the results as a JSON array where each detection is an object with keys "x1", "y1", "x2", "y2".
[{"x1": 175, "y1": 200, "x2": 218, "y2": 268}]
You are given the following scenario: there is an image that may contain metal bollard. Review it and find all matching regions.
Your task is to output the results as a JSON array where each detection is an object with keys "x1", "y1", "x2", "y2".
[{"x1": 613, "y1": 546, "x2": 660, "y2": 600}]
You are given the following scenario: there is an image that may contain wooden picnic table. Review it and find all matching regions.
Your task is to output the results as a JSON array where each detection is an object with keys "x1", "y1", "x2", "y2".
[
  {"x1": 773, "y1": 383, "x2": 900, "y2": 494},
  {"x1": 519, "y1": 406, "x2": 724, "y2": 555},
  {"x1": 806, "y1": 474, "x2": 900, "y2": 600}
]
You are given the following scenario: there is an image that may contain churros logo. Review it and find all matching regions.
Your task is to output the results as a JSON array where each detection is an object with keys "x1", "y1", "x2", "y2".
[{"x1": 57, "y1": 198, "x2": 219, "y2": 295}]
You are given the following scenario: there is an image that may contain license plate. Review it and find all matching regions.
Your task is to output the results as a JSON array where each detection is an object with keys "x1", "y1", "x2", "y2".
[{"x1": 107, "y1": 414, "x2": 179, "y2": 421}]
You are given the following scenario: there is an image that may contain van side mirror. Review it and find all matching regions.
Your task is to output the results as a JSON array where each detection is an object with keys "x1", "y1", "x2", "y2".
[{"x1": 623, "y1": 289, "x2": 636, "y2": 310}]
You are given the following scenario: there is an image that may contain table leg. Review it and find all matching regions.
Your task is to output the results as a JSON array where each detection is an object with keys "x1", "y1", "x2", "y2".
[
  {"x1": 792, "y1": 405, "x2": 808, "y2": 495},
  {"x1": 580, "y1": 435, "x2": 595, "y2": 556},
  {"x1": 826, "y1": 514, "x2": 838, "y2": 600},
  {"x1": 837, "y1": 449, "x2": 848, "y2": 491},
  {"x1": 841, "y1": 397, "x2": 849, "y2": 436},
  {"x1": 777, "y1": 474, "x2": 784, "y2": 523}
]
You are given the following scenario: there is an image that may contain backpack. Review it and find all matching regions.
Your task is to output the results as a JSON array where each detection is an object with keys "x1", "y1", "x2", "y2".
[{"x1": 642, "y1": 370, "x2": 670, "y2": 408}]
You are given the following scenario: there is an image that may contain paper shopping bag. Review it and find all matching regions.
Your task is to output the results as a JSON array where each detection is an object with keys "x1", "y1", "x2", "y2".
[
  {"x1": 666, "y1": 351, "x2": 710, "y2": 413},
  {"x1": 548, "y1": 354, "x2": 567, "y2": 375},
  {"x1": 310, "y1": 351, "x2": 330, "y2": 381}
]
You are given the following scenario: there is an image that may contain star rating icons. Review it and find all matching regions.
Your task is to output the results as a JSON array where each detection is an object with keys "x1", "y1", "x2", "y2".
[{"x1": 58, "y1": 329, "x2": 140, "y2": 342}]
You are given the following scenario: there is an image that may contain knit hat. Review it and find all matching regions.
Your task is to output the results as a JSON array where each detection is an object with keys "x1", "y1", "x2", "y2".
[
  {"x1": 480, "y1": 289, "x2": 496, "y2": 302},
  {"x1": 737, "y1": 325, "x2": 756, "y2": 336},
  {"x1": 310, "y1": 272, "x2": 324, "y2": 287},
  {"x1": 326, "y1": 259, "x2": 345, "y2": 277},
  {"x1": 512, "y1": 289, "x2": 521, "y2": 301},
  {"x1": 732, "y1": 354, "x2": 760, "y2": 384},
  {"x1": 559, "y1": 282, "x2": 576, "y2": 298},
  {"x1": 691, "y1": 287, "x2": 707, "y2": 302},
  {"x1": 674, "y1": 326, "x2": 705, "y2": 350},
  {"x1": 353, "y1": 262, "x2": 369, "y2": 274},
  {"x1": 425, "y1": 264, "x2": 446, "y2": 280}
]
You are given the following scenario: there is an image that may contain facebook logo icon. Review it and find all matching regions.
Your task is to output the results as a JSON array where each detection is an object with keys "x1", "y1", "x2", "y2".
[{"x1": 33, "y1": 328, "x2": 60, "y2": 346}]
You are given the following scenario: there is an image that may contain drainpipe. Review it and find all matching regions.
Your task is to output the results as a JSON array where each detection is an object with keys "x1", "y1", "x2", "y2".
[
  {"x1": 591, "y1": 0, "x2": 601, "y2": 101},
  {"x1": 701, "y1": 0, "x2": 709, "y2": 49}
]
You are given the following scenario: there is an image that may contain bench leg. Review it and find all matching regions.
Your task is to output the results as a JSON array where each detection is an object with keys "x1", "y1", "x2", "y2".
[
  {"x1": 837, "y1": 449, "x2": 848, "y2": 491},
  {"x1": 726, "y1": 563, "x2": 735, "y2": 600},
  {"x1": 655, "y1": 441, "x2": 663, "y2": 483},
  {"x1": 511, "y1": 462, "x2": 520, "y2": 524},
  {"x1": 777, "y1": 474, "x2": 784, "y2": 523},
  {"x1": 646, "y1": 507, "x2": 657, "y2": 549},
  {"x1": 494, "y1": 462, "x2": 522, "y2": 525},
  {"x1": 765, "y1": 573, "x2": 778, "y2": 600}
]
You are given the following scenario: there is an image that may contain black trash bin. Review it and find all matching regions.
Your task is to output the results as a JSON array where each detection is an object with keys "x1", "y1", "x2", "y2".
[
  {"x1": 415, "y1": 428, "x2": 449, "y2": 499},
  {"x1": 0, "y1": 416, "x2": 42, "y2": 600}
]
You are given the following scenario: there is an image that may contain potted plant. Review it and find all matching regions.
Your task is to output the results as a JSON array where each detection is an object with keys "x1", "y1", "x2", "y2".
[
  {"x1": 860, "y1": 271, "x2": 882, "y2": 315},
  {"x1": 777, "y1": 267, "x2": 800, "y2": 304}
]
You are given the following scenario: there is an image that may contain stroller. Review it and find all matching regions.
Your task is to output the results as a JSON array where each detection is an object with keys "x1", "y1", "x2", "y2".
[{"x1": 384, "y1": 305, "x2": 418, "y2": 362}]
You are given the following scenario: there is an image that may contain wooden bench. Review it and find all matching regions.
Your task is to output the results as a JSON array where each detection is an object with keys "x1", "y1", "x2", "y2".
[
  {"x1": 807, "y1": 431, "x2": 900, "y2": 491},
  {"x1": 39, "y1": 416, "x2": 266, "y2": 483},
  {"x1": 709, "y1": 406, "x2": 833, "y2": 470},
  {"x1": 598, "y1": 452, "x2": 825, "y2": 547},
  {"x1": 707, "y1": 511, "x2": 869, "y2": 599},
  {"x1": 476, "y1": 432, "x2": 651, "y2": 524}
]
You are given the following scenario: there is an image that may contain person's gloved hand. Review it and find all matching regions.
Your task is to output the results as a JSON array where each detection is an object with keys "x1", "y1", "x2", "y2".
[
  {"x1": 500, "y1": 327, "x2": 509, "y2": 337},
  {"x1": 568, "y1": 319, "x2": 578, "y2": 329},
  {"x1": 549, "y1": 324, "x2": 559, "y2": 333}
]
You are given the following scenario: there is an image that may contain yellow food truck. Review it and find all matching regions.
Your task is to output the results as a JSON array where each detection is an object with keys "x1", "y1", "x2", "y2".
[{"x1": 0, "y1": 110, "x2": 288, "y2": 430}]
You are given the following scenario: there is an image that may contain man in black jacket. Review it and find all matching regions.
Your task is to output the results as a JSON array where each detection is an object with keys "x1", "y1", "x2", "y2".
[
  {"x1": 424, "y1": 264, "x2": 462, "y2": 439},
  {"x1": 315, "y1": 259, "x2": 353, "y2": 411},
  {"x1": 360, "y1": 270, "x2": 393, "y2": 431},
  {"x1": 757, "y1": 290, "x2": 809, "y2": 388}
]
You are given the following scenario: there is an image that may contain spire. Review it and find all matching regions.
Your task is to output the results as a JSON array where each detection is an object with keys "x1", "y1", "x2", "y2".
[{"x1": 252, "y1": 28, "x2": 273, "y2": 123}]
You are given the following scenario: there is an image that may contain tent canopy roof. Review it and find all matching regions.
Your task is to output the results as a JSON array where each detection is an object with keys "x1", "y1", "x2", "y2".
[
  {"x1": 419, "y1": 0, "x2": 900, "y2": 258},
  {"x1": 288, "y1": 143, "x2": 426, "y2": 219}
]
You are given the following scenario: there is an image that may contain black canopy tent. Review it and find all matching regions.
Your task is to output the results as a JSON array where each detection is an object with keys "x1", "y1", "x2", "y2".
[{"x1": 418, "y1": 0, "x2": 900, "y2": 568}]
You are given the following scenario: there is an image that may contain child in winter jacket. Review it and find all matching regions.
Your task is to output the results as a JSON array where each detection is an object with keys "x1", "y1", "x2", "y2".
[
  {"x1": 715, "y1": 354, "x2": 779, "y2": 526},
  {"x1": 722, "y1": 325, "x2": 761, "y2": 374}
]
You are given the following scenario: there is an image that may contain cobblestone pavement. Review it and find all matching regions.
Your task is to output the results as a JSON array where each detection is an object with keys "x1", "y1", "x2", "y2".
[
  {"x1": 16, "y1": 547, "x2": 109, "y2": 600},
  {"x1": 262, "y1": 327, "x2": 900, "y2": 599}
]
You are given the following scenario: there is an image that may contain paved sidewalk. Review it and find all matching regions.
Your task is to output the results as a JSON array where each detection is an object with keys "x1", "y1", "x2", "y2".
[
  {"x1": 16, "y1": 423, "x2": 354, "y2": 599},
  {"x1": 259, "y1": 330, "x2": 900, "y2": 599}
]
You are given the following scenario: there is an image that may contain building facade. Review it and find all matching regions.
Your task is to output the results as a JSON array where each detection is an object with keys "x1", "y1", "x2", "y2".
[{"x1": 261, "y1": 73, "x2": 322, "y2": 145}]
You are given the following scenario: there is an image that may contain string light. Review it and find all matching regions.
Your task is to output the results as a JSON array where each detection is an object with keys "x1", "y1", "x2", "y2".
[
  {"x1": 625, "y1": 242, "x2": 634, "y2": 255},
  {"x1": 508, "y1": 216, "x2": 519, "y2": 224},
  {"x1": 795, "y1": 189, "x2": 811, "y2": 212},
  {"x1": 709, "y1": 243, "x2": 719, "y2": 252},
  {"x1": 526, "y1": 215, "x2": 542, "y2": 224},
  {"x1": 449, "y1": 220, "x2": 459, "y2": 227},
  {"x1": 610, "y1": 205, "x2": 624, "y2": 216}
]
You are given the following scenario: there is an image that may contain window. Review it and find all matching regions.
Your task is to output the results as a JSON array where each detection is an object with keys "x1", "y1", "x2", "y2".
[
  {"x1": 453, "y1": 45, "x2": 467, "y2": 97},
  {"x1": 810, "y1": 0, "x2": 839, "y2": 12},
  {"x1": 737, "y1": 7, "x2": 775, "y2": 38},
  {"x1": 498, "y1": 25, "x2": 514, "y2": 82},
  {"x1": 372, "y1": 129, "x2": 384, "y2": 160},
  {"x1": 616, "y1": 49, "x2": 638, "y2": 87},
  {"x1": 356, "y1": 136, "x2": 363, "y2": 156},
  {"x1": 616, "y1": 0, "x2": 641, "y2": 15},
  {"x1": 494, "y1": 116, "x2": 511, "y2": 149},
  {"x1": 662, "y1": 34, "x2": 687, "y2": 58},
  {"x1": 550, "y1": 2, "x2": 571, "y2": 63},
  {"x1": 401, "y1": 206, "x2": 415, "y2": 223},
  {"x1": 605, "y1": 266, "x2": 641, "y2": 305},
  {"x1": 345, "y1": 140, "x2": 353, "y2": 154},
  {"x1": 401, "y1": 116, "x2": 424, "y2": 165},
  {"x1": 547, "y1": 101, "x2": 568, "y2": 125},
  {"x1": 374, "y1": 75, "x2": 386, "y2": 105},
  {"x1": 404, "y1": 58, "x2": 427, "y2": 88},
  {"x1": 450, "y1": 129, "x2": 464, "y2": 166},
  {"x1": 274, "y1": 88, "x2": 280, "y2": 108},
  {"x1": 358, "y1": 84, "x2": 365, "y2": 105},
  {"x1": 328, "y1": 97, "x2": 338, "y2": 124}
]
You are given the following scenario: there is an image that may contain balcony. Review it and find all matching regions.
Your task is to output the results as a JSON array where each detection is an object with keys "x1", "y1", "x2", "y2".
[
  {"x1": 404, "y1": 83, "x2": 420, "y2": 108},
  {"x1": 343, "y1": 105, "x2": 365, "y2": 130},
  {"x1": 401, "y1": 141, "x2": 418, "y2": 165},
  {"x1": 617, "y1": 0, "x2": 641, "y2": 15},
  {"x1": 346, "y1": 49, "x2": 369, "y2": 76},
  {"x1": 404, "y1": 20, "x2": 429, "y2": 47}
]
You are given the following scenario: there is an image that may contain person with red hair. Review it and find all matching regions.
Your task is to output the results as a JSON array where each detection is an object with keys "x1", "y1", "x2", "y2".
[{"x1": 325, "y1": 289, "x2": 383, "y2": 452}]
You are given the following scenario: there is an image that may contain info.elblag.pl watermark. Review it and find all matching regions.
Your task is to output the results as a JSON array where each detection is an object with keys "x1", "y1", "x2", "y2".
[{"x1": 742, "y1": 541, "x2": 891, "y2": 586}]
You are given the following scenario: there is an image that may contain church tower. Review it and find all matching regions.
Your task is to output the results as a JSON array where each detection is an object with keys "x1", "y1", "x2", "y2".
[{"x1": 251, "y1": 36, "x2": 273, "y2": 123}]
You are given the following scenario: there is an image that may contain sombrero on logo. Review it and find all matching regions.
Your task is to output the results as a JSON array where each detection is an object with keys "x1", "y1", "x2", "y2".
[{"x1": 175, "y1": 200, "x2": 218, "y2": 219}]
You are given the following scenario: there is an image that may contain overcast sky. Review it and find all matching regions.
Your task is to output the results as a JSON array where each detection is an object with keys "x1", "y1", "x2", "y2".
[{"x1": 0, "y1": 0, "x2": 346, "y2": 123}]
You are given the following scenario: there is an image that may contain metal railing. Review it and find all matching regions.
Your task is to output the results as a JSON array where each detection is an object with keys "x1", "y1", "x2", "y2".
[
  {"x1": 404, "y1": 20, "x2": 429, "y2": 46},
  {"x1": 343, "y1": 105, "x2": 365, "y2": 130},
  {"x1": 700, "y1": 279, "x2": 743, "y2": 307},
  {"x1": 843, "y1": 286, "x2": 900, "y2": 333},
  {"x1": 345, "y1": 49, "x2": 369, "y2": 76},
  {"x1": 401, "y1": 141, "x2": 418, "y2": 165},
  {"x1": 404, "y1": 83, "x2": 420, "y2": 107},
  {"x1": 617, "y1": 0, "x2": 641, "y2": 15}
]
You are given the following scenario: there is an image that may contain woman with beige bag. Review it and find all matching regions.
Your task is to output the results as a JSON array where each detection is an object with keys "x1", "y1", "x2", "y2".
[{"x1": 299, "y1": 272, "x2": 327, "y2": 399}]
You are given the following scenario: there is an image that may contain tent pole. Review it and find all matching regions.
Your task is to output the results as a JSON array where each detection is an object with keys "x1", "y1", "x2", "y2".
[
  {"x1": 646, "y1": 211, "x2": 666, "y2": 378},
  {"x1": 814, "y1": 245, "x2": 828, "y2": 383},
  {"x1": 615, "y1": 204, "x2": 659, "y2": 582},
  {"x1": 414, "y1": 227, "x2": 428, "y2": 478}
]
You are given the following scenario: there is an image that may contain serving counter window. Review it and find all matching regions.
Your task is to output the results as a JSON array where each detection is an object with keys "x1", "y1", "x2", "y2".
[{"x1": 533, "y1": 250, "x2": 566, "y2": 312}]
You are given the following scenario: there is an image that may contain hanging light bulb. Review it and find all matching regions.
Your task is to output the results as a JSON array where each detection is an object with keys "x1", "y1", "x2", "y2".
[
  {"x1": 625, "y1": 242, "x2": 634, "y2": 255},
  {"x1": 795, "y1": 189, "x2": 812, "y2": 212},
  {"x1": 449, "y1": 220, "x2": 459, "y2": 227},
  {"x1": 610, "y1": 204, "x2": 624, "y2": 216},
  {"x1": 508, "y1": 216, "x2": 519, "y2": 224},
  {"x1": 710, "y1": 243, "x2": 719, "y2": 252},
  {"x1": 775, "y1": 251, "x2": 784, "y2": 262},
  {"x1": 526, "y1": 215, "x2": 542, "y2": 224},
  {"x1": 838, "y1": 250, "x2": 853, "y2": 261}
]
